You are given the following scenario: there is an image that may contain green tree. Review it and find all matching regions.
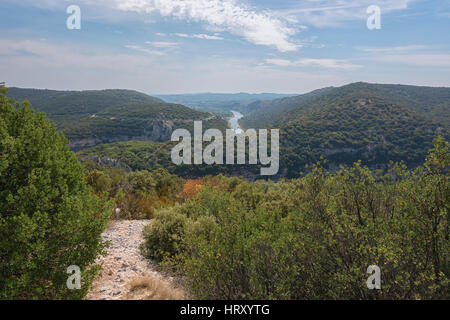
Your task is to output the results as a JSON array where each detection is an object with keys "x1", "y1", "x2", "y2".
[{"x1": 0, "y1": 89, "x2": 112, "y2": 300}]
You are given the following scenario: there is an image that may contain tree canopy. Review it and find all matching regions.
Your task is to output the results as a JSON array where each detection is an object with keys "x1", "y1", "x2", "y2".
[{"x1": 0, "y1": 89, "x2": 112, "y2": 299}]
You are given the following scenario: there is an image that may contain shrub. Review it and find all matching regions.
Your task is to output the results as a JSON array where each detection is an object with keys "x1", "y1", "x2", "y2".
[
  {"x1": 141, "y1": 207, "x2": 189, "y2": 263},
  {"x1": 142, "y1": 138, "x2": 449, "y2": 300},
  {"x1": 119, "y1": 193, "x2": 155, "y2": 220},
  {"x1": 85, "y1": 169, "x2": 112, "y2": 195},
  {"x1": 0, "y1": 91, "x2": 112, "y2": 300},
  {"x1": 86, "y1": 168, "x2": 185, "y2": 220}
]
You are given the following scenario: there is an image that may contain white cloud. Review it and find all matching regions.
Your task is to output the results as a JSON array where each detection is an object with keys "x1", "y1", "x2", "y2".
[
  {"x1": 173, "y1": 33, "x2": 190, "y2": 38},
  {"x1": 114, "y1": 0, "x2": 298, "y2": 52},
  {"x1": 124, "y1": 44, "x2": 165, "y2": 55},
  {"x1": 265, "y1": 59, "x2": 293, "y2": 67},
  {"x1": 12, "y1": 0, "x2": 418, "y2": 51},
  {"x1": 145, "y1": 41, "x2": 178, "y2": 48},
  {"x1": 358, "y1": 45, "x2": 450, "y2": 68},
  {"x1": 279, "y1": 0, "x2": 417, "y2": 27},
  {"x1": 173, "y1": 33, "x2": 223, "y2": 40},
  {"x1": 371, "y1": 54, "x2": 450, "y2": 67},
  {"x1": 3, "y1": 0, "x2": 418, "y2": 42},
  {"x1": 193, "y1": 34, "x2": 224, "y2": 40},
  {"x1": 265, "y1": 58, "x2": 361, "y2": 70},
  {"x1": 0, "y1": 39, "x2": 349, "y2": 94},
  {"x1": 357, "y1": 45, "x2": 430, "y2": 53},
  {"x1": 5, "y1": 0, "x2": 298, "y2": 51},
  {"x1": 0, "y1": 39, "x2": 159, "y2": 72}
]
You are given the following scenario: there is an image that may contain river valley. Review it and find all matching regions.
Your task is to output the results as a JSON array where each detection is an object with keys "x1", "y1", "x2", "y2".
[{"x1": 229, "y1": 110, "x2": 244, "y2": 134}]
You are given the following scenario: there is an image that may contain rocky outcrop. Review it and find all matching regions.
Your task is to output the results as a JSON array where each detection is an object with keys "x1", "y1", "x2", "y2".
[
  {"x1": 151, "y1": 120, "x2": 174, "y2": 141},
  {"x1": 82, "y1": 156, "x2": 132, "y2": 172},
  {"x1": 69, "y1": 120, "x2": 174, "y2": 151}
]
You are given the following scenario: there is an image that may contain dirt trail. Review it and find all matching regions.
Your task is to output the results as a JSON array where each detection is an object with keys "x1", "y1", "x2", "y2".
[{"x1": 87, "y1": 220, "x2": 184, "y2": 300}]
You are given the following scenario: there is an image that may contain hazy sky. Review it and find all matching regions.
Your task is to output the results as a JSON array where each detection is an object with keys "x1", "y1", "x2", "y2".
[{"x1": 1, "y1": 0, "x2": 450, "y2": 94}]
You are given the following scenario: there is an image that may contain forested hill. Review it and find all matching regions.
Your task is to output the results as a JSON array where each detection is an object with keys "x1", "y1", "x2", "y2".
[
  {"x1": 240, "y1": 87, "x2": 334, "y2": 125},
  {"x1": 239, "y1": 83, "x2": 449, "y2": 176},
  {"x1": 79, "y1": 96, "x2": 447, "y2": 179},
  {"x1": 8, "y1": 84, "x2": 449, "y2": 178},
  {"x1": 6, "y1": 88, "x2": 164, "y2": 115},
  {"x1": 241, "y1": 82, "x2": 450, "y2": 129},
  {"x1": 74, "y1": 83, "x2": 449, "y2": 178},
  {"x1": 6, "y1": 88, "x2": 228, "y2": 150},
  {"x1": 279, "y1": 96, "x2": 447, "y2": 176}
]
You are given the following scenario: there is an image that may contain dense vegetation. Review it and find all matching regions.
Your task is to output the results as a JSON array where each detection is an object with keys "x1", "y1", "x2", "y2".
[
  {"x1": 141, "y1": 138, "x2": 449, "y2": 299},
  {"x1": 241, "y1": 87, "x2": 334, "y2": 127},
  {"x1": 279, "y1": 96, "x2": 447, "y2": 176},
  {"x1": 241, "y1": 82, "x2": 450, "y2": 129},
  {"x1": 6, "y1": 88, "x2": 228, "y2": 149},
  {"x1": 6, "y1": 88, "x2": 163, "y2": 115},
  {"x1": 76, "y1": 83, "x2": 448, "y2": 178},
  {"x1": 78, "y1": 140, "x2": 261, "y2": 179},
  {"x1": 238, "y1": 83, "x2": 449, "y2": 177},
  {"x1": 2, "y1": 86, "x2": 449, "y2": 300},
  {"x1": 85, "y1": 167, "x2": 184, "y2": 220},
  {"x1": 9, "y1": 83, "x2": 448, "y2": 178},
  {"x1": 79, "y1": 99, "x2": 446, "y2": 179},
  {"x1": 0, "y1": 89, "x2": 112, "y2": 299}
]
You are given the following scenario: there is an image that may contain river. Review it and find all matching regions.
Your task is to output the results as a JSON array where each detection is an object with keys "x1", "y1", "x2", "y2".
[{"x1": 229, "y1": 110, "x2": 243, "y2": 134}]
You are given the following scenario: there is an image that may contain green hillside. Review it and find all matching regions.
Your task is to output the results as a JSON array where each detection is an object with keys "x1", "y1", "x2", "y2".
[
  {"x1": 6, "y1": 88, "x2": 163, "y2": 115},
  {"x1": 241, "y1": 82, "x2": 450, "y2": 129},
  {"x1": 79, "y1": 83, "x2": 448, "y2": 178},
  {"x1": 240, "y1": 87, "x2": 334, "y2": 128},
  {"x1": 6, "y1": 88, "x2": 228, "y2": 150},
  {"x1": 78, "y1": 140, "x2": 261, "y2": 179},
  {"x1": 279, "y1": 96, "x2": 447, "y2": 176},
  {"x1": 2, "y1": 87, "x2": 448, "y2": 300}
]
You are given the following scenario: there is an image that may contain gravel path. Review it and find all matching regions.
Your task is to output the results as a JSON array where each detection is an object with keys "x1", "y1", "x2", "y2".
[{"x1": 87, "y1": 220, "x2": 182, "y2": 300}]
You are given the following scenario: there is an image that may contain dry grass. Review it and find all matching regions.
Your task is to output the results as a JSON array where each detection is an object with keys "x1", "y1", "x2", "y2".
[{"x1": 124, "y1": 275, "x2": 186, "y2": 300}]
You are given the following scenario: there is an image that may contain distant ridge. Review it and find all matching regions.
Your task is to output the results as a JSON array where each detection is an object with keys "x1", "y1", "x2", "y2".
[
  {"x1": 154, "y1": 92, "x2": 296, "y2": 111},
  {"x1": 241, "y1": 82, "x2": 450, "y2": 129},
  {"x1": 238, "y1": 82, "x2": 450, "y2": 177},
  {"x1": 5, "y1": 83, "x2": 449, "y2": 178},
  {"x1": 6, "y1": 87, "x2": 228, "y2": 150}
]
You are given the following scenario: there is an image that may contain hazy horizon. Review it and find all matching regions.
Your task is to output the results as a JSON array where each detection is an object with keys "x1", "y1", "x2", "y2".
[{"x1": 5, "y1": 80, "x2": 450, "y2": 96}]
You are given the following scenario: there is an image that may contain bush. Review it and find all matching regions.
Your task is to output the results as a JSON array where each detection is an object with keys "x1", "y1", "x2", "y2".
[
  {"x1": 85, "y1": 170, "x2": 112, "y2": 195},
  {"x1": 119, "y1": 193, "x2": 156, "y2": 220},
  {"x1": 85, "y1": 168, "x2": 185, "y2": 220},
  {"x1": 0, "y1": 91, "x2": 112, "y2": 300},
  {"x1": 141, "y1": 207, "x2": 189, "y2": 263},
  {"x1": 143, "y1": 138, "x2": 449, "y2": 300}
]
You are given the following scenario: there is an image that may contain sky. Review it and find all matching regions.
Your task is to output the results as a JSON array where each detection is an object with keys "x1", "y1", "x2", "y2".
[{"x1": 0, "y1": 0, "x2": 450, "y2": 94}]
